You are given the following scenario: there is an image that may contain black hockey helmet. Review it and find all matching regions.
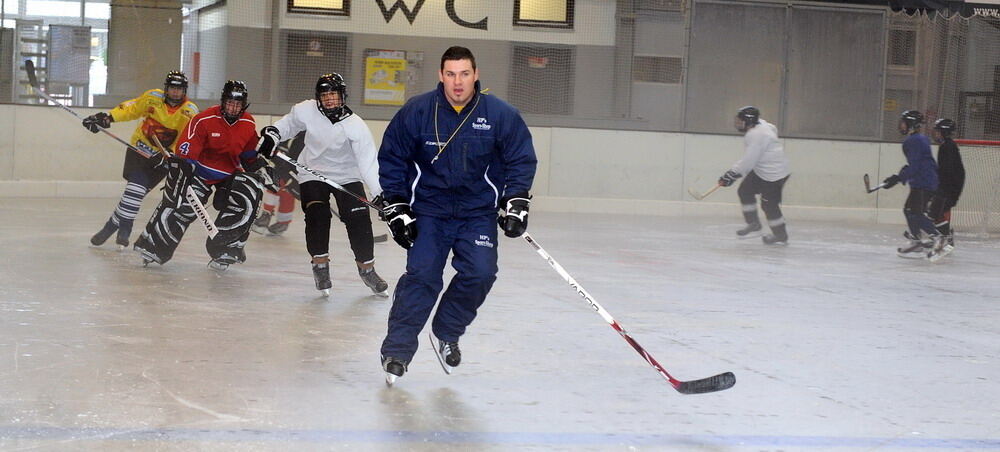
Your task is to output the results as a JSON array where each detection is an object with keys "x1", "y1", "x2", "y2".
[
  {"x1": 933, "y1": 118, "x2": 956, "y2": 137},
  {"x1": 736, "y1": 105, "x2": 760, "y2": 131},
  {"x1": 315, "y1": 73, "x2": 350, "y2": 122},
  {"x1": 220, "y1": 80, "x2": 249, "y2": 123},
  {"x1": 163, "y1": 71, "x2": 188, "y2": 107},
  {"x1": 899, "y1": 109, "x2": 923, "y2": 134}
]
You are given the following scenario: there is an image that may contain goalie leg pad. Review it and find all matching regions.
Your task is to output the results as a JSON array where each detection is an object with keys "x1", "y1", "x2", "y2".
[
  {"x1": 206, "y1": 173, "x2": 263, "y2": 263},
  {"x1": 134, "y1": 177, "x2": 210, "y2": 264}
]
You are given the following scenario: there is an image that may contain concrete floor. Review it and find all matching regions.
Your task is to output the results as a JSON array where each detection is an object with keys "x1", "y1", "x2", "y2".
[{"x1": 0, "y1": 197, "x2": 998, "y2": 451}]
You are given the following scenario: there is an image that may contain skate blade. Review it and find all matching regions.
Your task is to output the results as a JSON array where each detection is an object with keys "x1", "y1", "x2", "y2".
[
  {"x1": 373, "y1": 290, "x2": 389, "y2": 298},
  {"x1": 429, "y1": 331, "x2": 454, "y2": 375},
  {"x1": 320, "y1": 288, "x2": 330, "y2": 297},
  {"x1": 117, "y1": 245, "x2": 127, "y2": 252},
  {"x1": 737, "y1": 231, "x2": 763, "y2": 239},
  {"x1": 897, "y1": 252, "x2": 924, "y2": 259},
  {"x1": 926, "y1": 250, "x2": 947, "y2": 263},
  {"x1": 251, "y1": 226, "x2": 267, "y2": 235},
  {"x1": 385, "y1": 372, "x2": 398, "y2": 386}
]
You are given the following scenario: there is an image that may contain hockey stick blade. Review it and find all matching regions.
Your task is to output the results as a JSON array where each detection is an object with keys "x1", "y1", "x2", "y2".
[
  {"x1": 25, "y1": 59, "x2": 39, "y2": 88},
  {"x1": 523, "y1": 232, "x2": 735, "y2": 395},
  {"x1": 676, "y1": 371, "x2": 736, "y2": 394},
  {"x1": 687, "y1": 187, "x2": 705, "y2": 200},
  {"x1": 863, "y1": 173, "x2": 887, "y2": 193},
  {"x1": 688, "y1": 184, "x2": 721, "y2": 201}
]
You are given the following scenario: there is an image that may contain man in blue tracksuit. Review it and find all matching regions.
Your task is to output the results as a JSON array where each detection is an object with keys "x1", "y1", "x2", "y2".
[
  {"x1": 377, "y1": 46, "x2": 538, "y2": 385},
  {"x1": 882, "y1": 110, "x2": 944, "y2": 260}
]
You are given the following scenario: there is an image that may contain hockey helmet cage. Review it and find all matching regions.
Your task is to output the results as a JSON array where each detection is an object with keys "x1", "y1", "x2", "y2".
[{"x1": 315, "y1": 73, "x2": 350, "y2": 123}]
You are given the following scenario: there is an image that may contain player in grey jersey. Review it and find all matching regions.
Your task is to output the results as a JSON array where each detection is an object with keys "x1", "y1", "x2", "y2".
[{"x1": 718, "y1": 106, "x2": 791, "y2": 245}]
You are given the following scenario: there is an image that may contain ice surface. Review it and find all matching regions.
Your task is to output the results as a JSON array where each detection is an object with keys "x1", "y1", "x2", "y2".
[{"x1": 0, "y1": 198, "x2": 997, "y2": 450}]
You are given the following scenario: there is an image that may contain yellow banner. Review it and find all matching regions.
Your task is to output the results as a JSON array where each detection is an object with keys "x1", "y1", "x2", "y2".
[{"x1": 364, "y1": 57, "x2": 407, "y2": 106}]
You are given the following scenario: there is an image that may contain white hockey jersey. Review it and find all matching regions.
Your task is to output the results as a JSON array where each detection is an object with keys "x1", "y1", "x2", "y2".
[
  {"x1": 730, "y1": 119, "x2": 790, "y2": 182},
  {"x1": 272, "y1": 100, "x2": 382, "y2": 196}
]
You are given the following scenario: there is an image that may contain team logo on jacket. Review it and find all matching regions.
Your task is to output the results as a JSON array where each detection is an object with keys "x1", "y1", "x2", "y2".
[
  {"x1": 472, "y1": 117, "x2": 491, "y2": 130},
  {"x1": 474, "y1": 234, "x2": 494, "y2": 248}
]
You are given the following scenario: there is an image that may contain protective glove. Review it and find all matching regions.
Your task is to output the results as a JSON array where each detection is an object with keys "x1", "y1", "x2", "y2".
[
  {"x1": 718, "y1": 170, "x2": 741, "y2": 187},
  {"x1": 256, "y1": 165, "x2": 278, "y2": 193},
  {"x1": 256, "y1": 126, "x2": 281, "y2": 159},
  {"x1": 82, "y1": 112, "x2": 113, "y2": 133},
  {"x1": 498, "y1": 193, "x2": 531, "y2": 238},
  {"x1": 379, "y1": 196, "x2": 417, "y2": 249},
  {"x1": 883, "y1": 174, "x2": 901, "y2": 189}
]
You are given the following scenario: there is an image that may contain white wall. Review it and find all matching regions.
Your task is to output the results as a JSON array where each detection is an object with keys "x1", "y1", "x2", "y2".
[{"x1": 0, "y1": 104, "x2": 914, "y2": 225}]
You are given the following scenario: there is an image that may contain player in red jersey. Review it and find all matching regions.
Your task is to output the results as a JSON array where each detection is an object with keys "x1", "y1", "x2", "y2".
[{"x1": 134, "y1": 80, "x2": 272, "y2": 270}]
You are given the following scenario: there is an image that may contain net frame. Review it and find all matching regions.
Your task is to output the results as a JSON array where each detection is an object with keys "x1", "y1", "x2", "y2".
[{"x1": 951, "y1": 139, "x2": 1000, "y2": 238}]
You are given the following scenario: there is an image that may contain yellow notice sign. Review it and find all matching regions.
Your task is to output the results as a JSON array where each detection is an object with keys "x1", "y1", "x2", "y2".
[{"x1": 364, "y1": 57, "x2": 406, "y2": 106}]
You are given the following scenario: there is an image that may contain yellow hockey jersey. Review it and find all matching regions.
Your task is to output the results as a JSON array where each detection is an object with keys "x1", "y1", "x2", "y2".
[{"x1": 109, "y1": 89, "x2": 199, "y2": 156}]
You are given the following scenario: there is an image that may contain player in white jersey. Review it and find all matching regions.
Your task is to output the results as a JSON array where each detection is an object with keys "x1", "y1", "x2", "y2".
[
  {"x1": 718, "y1": 106, "x2": 791, "y2": 245},
  {"x1": 256, "y1": 73, "x2": 388, "y2": 296}
]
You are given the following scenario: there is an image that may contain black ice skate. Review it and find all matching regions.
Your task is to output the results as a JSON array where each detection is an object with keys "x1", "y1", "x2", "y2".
[
  {"x1": 208, "y1": 259, "x2": 230, "y2": 271},
  {"x1": 115, "y1": 221, "x2": 132, "y2": 250},
  {"x1": 267, "y1": 221, "x2": 289, "y2": 236},
  {"x1": 135, "y1": 245, "x2": 162, "y2": 267},
  {"x1": 761, "y1": 233, "x2": 788, "y2": 245},
  {"x1": 429, "y1": 331, "x2": 461, "y2": 375},
  {"x1": 90, "y1": 220, "x2": 117, "y2": 247},
  {"x1": 312, "y1": 262, "x2": 332, "y2": 296},
  {"x1": 926, "y1": 235, "x2": 947, "y2": 263},
  {"x1": 251, "y1": 211, "x2": 272, "y2": 235},
  {"x1": 939, "y1": 234, "x2": 955, "y2": 258},
  {"x1": 736, "y1": 222, "x2": 762, "y2": 238},
  {"x1": 897, "y1": 231, "x2": 929, "y2": 258},
  {"x1": 381, "y1": 355, "x2": 408, "y2": 386},
  {"x1": 359, "y1": 267, "x2": 389, "y2": 297}
]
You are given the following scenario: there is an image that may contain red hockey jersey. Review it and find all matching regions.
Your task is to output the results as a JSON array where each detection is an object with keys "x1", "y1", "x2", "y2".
[{"x1": 176, "y1": 105, "x2": 260, "y2": 184}]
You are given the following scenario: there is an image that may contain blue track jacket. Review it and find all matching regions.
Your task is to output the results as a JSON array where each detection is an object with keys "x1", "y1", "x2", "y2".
[
  {"x1": 898, "y1": 133, "x2": 938, "y2": 191},
  {"x1": 378, "y1": 81, "x2": 537, "y2": 218}
]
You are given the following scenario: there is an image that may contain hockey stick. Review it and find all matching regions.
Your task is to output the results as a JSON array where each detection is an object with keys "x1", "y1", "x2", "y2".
[
  {"x1": 266, "y1": 148, "x2": 389, "y2": 242},
  {"x1": 185, "y1": 185, "x2": 219, "y2": 239},
  {"x1": 150, "y1": 135, "x2": 220, "y2": 239},
  {"x1": 863, "y1": 173, "x2": 886, "y2": 193},
  {"x1": 273, "y1": 152, "x2": 382, "y2": 211},
  {"x1": 522, "y1": 232, "x2": 735, "y2": 395},
  {"x1": 23, "y1": 60, "x2": 156, "y2": 159},
  {"x1": 687, "y1": 184, "x2": 722, "y2": 201}
]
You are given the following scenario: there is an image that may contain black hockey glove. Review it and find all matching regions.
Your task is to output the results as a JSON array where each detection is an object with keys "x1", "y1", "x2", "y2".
[
  {"x1": 379, "y1": 196, "x2": 417, "y2": 249},
  {"x1": 718, "y1": 170, "x2": 741, "y2": 187},
  {"x1": 256, "y1": 126, "x2": 281, "y2": 159},
  {"x1": 82, "y1": 112, "x2": 113, "y2": 133},
  {"x1": 883, "y1": 174, "x2": 901, "y2": 189},
  {"x1": 498, "y1": 193, "x2": 531, "y2": 238}
]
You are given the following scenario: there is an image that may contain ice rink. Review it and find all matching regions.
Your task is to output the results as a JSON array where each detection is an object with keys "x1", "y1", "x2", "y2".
[{"x1": 1, "y1": 197, "x2": 998, "y2": 451}]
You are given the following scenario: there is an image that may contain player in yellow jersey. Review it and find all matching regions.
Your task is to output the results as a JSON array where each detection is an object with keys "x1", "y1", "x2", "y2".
[{"x1": 84, "y1": 71, "x2": 199, "y2": 249}]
